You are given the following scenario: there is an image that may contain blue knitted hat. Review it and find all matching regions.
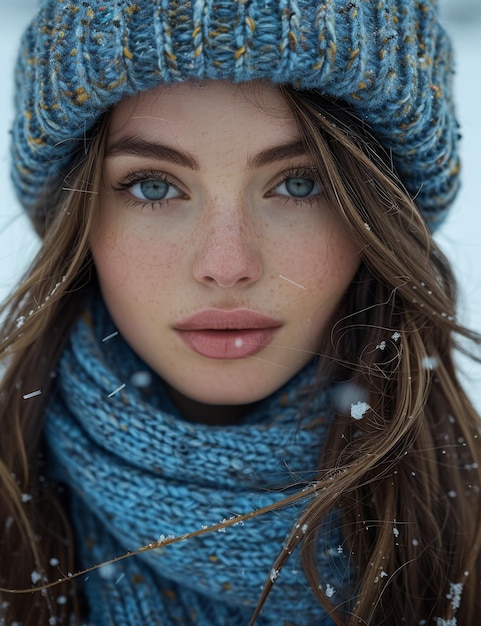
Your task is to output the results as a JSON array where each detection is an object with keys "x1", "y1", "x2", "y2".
[{"x1": 12, "y1": 0, "x2": 459, "y2": 229}]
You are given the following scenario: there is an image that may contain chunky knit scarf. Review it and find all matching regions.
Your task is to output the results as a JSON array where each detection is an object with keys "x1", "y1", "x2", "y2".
[{"x1": 45, "y1": 298, "x2": 350, "y2": 625}]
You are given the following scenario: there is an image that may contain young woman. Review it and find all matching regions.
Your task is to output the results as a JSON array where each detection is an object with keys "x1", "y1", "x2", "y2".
[{"x1": 1, "y1": 1, "x2": 480, "y2": 624}]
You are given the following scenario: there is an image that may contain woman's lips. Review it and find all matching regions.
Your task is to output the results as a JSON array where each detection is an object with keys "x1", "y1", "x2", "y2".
[{"x1": 174, "y1": 309, "x2": 282, "y2": 360}]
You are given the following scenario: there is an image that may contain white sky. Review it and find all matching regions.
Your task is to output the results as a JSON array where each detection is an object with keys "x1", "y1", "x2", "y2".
[{"x1": 0, "y1": 1, "x2": 480, "y2": 408}]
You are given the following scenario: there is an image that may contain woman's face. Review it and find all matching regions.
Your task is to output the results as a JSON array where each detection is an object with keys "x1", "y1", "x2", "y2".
[{"x1": 91, "y1": 81, "x2": 360, "y2": 422}]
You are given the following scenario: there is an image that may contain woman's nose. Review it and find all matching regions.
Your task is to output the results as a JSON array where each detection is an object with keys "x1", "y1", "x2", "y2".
[{"x1": 192, "y1": 207, "x2": 263, "y2": 288}]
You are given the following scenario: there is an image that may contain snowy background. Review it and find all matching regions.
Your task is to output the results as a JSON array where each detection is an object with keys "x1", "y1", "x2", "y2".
[{"x1": 0, "y1": 1, "x2": 480, "y2": 409}]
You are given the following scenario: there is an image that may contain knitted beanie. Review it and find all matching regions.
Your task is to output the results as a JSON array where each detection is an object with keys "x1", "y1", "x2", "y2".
[{"x1": 12, "y1": 0, "x2": 459, "y2": 229}]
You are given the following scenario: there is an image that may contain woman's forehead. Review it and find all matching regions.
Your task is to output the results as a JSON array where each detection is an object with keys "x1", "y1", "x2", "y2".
[{"x1": 108, "y1": 80, "x2": 295, "y2": 135}]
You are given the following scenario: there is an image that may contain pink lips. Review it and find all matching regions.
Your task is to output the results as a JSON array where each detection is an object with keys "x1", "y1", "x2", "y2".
[{"x1": 174, "y1": 309, "x2": 282, "y2": 359}]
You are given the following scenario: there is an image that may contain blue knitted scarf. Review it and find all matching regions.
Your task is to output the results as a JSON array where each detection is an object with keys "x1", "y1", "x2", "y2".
[{"x1": 45, "y1": 298, "x2": 350, "y2": 625}]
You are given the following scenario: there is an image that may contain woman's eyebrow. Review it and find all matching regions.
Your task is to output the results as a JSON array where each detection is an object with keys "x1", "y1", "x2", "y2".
[
  {"x1": 105, "y1": 137, "x2": 307, "y2": 169},
  {"x1": 247, "y1": 140, "x2": 308, "y2": 168},
  {"x1": 106, "y1": 137, "x2": 199, "y2": 169}
]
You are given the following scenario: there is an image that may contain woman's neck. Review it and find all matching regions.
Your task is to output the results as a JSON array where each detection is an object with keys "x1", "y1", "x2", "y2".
[{"x1": 166, "y1": 384, "x2": 257, "y2": 425}]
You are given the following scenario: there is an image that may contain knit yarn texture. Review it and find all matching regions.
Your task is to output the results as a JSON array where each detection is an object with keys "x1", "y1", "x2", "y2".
[
  {"x1": 13, "y1": 0, "x2": 458, "y2": 229},
  {"x1": 44, "y1": 297, "x2": 350, "y2": 625}
]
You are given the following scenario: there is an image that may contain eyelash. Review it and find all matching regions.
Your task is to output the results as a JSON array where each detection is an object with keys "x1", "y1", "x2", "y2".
[{"x1": 112, "y1": 166, "x2": 322, "y2": 210}]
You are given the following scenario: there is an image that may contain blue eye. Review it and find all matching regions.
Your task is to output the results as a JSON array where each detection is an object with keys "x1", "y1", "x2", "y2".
[
  {"x1": 129, "y1": 178, "x2": 182, "y2": 202},
  {"x1": 274, "y1": 175, "x2": 320, "y2": 199}
]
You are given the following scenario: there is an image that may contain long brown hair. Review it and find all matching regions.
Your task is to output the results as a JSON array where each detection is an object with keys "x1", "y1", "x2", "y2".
[{"x1": 1, "y1": 87, "x2": 480, "y2": 625}]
